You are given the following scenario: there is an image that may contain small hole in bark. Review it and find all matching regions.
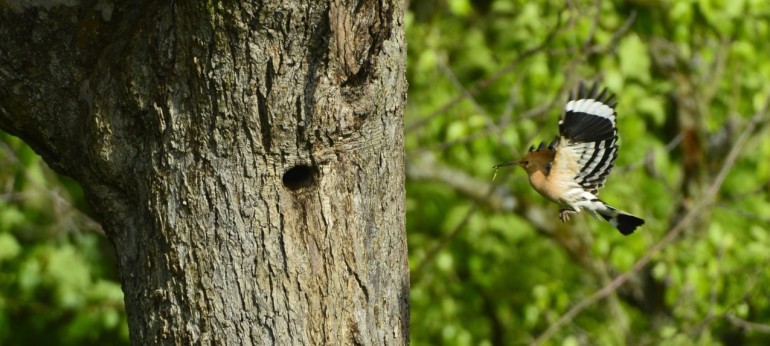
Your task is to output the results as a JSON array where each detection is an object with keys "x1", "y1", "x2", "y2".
[{"x1": 283, "y1": 165, "x2": 315, "y2": 190}]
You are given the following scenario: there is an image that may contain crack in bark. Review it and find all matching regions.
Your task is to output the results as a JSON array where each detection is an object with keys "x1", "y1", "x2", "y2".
[
  {"x1": 256, "y1": 90, "x2": 272, "y2": 152},
  {"x1": 347, "y1": 258, "x2": 370, "y2": 302}
]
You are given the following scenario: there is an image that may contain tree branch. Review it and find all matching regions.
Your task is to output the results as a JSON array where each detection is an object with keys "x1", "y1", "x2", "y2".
[{"x1": 407, "y1": 152, "x2": 517, "y2": 212}]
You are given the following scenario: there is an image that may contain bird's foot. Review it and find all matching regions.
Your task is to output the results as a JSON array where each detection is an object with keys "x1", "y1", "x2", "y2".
[{"x1": 559, "y1": 209, "x2": 577, "y2": 223}]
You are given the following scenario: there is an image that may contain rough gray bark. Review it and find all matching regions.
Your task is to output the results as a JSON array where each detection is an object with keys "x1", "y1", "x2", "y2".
[{"x1": 0, "y1": 1, "x2": 409, "y2": 344}]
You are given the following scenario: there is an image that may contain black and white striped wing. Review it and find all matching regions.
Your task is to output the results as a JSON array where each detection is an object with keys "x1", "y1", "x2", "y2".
[{"x1": 554, "y1": 82, "x2": 619, "y2": 195}]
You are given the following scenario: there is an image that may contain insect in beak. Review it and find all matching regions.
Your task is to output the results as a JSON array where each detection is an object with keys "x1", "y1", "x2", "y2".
[{"x1": 492, "y1": 160, "x2": 525, "y2": 181}]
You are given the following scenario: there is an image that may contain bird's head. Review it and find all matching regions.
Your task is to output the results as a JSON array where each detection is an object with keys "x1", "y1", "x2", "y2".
[{"x1": 494, "y1": 140, "x2": 557, "y2": 175}]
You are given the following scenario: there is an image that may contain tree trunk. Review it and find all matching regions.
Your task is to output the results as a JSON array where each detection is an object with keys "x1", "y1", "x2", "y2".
[{"x1": 0, "y1": 1, "x2": 409, "y2": 344}]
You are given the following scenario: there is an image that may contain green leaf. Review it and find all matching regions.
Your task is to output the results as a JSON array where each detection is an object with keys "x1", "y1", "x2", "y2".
[
  {"x1": 0, "y1": 207, "x2": 25, "y2": 232},
  {"x1": 448, "y1": 0, "x2": 472, "y2": 16},
  {"x1": 618, "y1": 34, "x2": 651, "y2": 83},
  {"x1": 0, "y1": 233, "x2": 20, "y2": 262},
  {"x1": 636, "y1": 94, "x2": 666, "y2": 125}
]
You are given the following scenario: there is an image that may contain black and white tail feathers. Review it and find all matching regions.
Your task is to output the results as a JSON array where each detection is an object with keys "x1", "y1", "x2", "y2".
[{"x1": 597, "y1": 204, "x2": 646, "y2": 235}]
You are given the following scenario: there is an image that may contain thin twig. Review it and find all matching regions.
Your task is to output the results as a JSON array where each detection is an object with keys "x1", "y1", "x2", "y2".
[
  {"x1": 726, "y1": 314, "x2": 770, "y2": 334},
  {"x1": 412, "y1": 176, "x2": 507, "y2": 280},
  {"x1": 617, "y1": 132, "x2": 684, "y2": 174},
  {"x1": 582, "y1": 0, "x2": 604, "y2": 50},
  {"x1": 0, "y1": 137, "x2": 104, "y2": 235},
  {"x1": 0, "y1": 192, "x2": 31, "y2": 202},
  {"x1": 587, "y1": 10, "x2": 637, "y2": 55},
  {"x1": 437, "y1": 58, "x2": 519, "y2": 154},
  {"x1": 412, "y1": 203, "x2": 480, "y2": 279},
  {"x1": 717, "y1": 205, "x2": 770, "y2": 223}
]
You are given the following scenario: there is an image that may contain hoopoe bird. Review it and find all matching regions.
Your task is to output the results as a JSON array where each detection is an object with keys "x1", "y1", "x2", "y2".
[{"x1": 496, "y1": 82, "x2": 645, "y2": 235}]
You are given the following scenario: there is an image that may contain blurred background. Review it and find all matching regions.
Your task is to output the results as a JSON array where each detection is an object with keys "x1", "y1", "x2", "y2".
[{"x1": 2, "y1": 0, "x2": 770, "y2": 345}]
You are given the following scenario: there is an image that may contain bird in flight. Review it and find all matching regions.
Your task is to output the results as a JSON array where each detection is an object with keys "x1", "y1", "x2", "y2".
[{"x1": 496, "y1": 82, "x2": 645, "y2": 235}]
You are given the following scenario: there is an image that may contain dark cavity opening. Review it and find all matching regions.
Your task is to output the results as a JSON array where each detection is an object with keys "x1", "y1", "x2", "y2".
[{"x1": 282, "y1": 165, "x2": 316, "y2": 190}]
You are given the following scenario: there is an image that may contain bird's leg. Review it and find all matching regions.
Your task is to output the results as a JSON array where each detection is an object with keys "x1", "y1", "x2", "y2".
[{"x1": 559, "y1": 209, "x2": 577, "y2": 223}]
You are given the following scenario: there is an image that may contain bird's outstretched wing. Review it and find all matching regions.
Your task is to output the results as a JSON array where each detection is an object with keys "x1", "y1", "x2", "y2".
[{"x1": 552, "y1": 82, "x2": 619, "y2": 195}]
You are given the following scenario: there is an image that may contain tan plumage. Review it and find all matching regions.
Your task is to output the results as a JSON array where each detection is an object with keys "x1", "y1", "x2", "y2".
[{"x1": 497, "y1": 82, "x2": 644, "y2": 235}]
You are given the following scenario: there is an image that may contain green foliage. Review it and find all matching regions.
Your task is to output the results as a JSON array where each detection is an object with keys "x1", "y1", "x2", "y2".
[
  {"x1": 407, "y1": 0, "x2": 770, "y2": 345},
  {"x1": 0, "y1": 132, "x2": 128, "y2": 345}
]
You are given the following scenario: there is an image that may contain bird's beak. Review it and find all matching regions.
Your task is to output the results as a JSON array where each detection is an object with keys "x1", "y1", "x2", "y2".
[{"x1": 493, "y1": 160, "x2": 523, "y2": 168}]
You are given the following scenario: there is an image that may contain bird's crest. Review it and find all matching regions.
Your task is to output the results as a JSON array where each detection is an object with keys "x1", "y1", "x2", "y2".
[
  {"x1": 522, "y1": 137, "x2": 558, "y2": 162},
  {"x1": 527, "y1": 137, "x2": 559, "y2": 153}
]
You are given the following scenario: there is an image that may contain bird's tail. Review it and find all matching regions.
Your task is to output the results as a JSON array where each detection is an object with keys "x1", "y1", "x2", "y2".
[{"x1": 597, "y1": 204, "x2": 645, "y2": 235}]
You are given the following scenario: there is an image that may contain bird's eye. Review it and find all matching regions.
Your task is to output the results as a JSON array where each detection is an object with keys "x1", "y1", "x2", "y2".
[{"x1": 523, "y1": 160, "x2": 529, "y2": 165}]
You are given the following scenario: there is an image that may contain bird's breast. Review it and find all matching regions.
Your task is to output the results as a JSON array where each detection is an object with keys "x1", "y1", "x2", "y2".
[{"x1": 528, "y1": 171, "x2": 562, "y2": 203}]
